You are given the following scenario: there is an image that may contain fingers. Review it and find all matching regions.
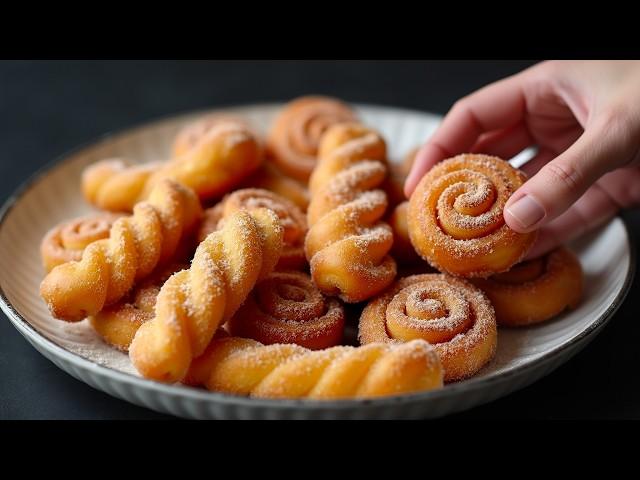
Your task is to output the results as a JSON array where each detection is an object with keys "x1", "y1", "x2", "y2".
[
  {"x1": 524, "y1": 182, "x2": 620, "y2": 260},
  {"x1": 519, "y1": 148, "x2": 557, "y2": 178},
  {"x1": 470, "y1": 122, "x2": 534, "y2": 160},
  {"x1": 504, "y1": 118, "x2": 630, "y2": 233},
  {"x1": 405, "y1": 74, "x2": 527, "y2": 197}
]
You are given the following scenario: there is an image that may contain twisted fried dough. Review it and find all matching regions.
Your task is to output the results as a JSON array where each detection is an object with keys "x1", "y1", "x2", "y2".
[
  {"x1": 40, "y1": 179, "x2": 202, "y2": 321},
  {"x1": 129, "y1": 208, "x2": 284, "y2": 383},
  {"x1": 184, "y1": 336, "x2": 443, "y2": 399}
]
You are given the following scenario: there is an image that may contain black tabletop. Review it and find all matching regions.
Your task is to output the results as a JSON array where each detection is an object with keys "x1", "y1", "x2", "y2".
[{"x1": 1, "y1": 60, "x2": 638, "y2": 420}]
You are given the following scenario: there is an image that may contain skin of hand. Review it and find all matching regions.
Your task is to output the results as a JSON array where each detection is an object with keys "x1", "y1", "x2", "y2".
[{"x1": 405, "y1": 60, "x2": 640, "y2": 259}]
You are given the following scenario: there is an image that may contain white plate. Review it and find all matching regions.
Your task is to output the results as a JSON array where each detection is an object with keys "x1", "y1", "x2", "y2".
[{"x1": 0, "y1": 104, "x2": 634, "y2": 419}]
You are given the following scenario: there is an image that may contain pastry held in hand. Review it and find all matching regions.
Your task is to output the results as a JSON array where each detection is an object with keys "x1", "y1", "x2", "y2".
[
  {"x1": 184, "y1": 336, "x2": 443, "y2": 399},
  {"x1": 472, "y1": 246, "x2": 583, "y2": 326},
  {"x1": 198, "y1": 188, "x2": 307, "y2": 271},
  {"x1": 359, "y1": 273, "x2": 497, "y2": 382},
  {"x1": 40, "y1": 213, "x2": 122, "y2": 272},
  {"x1": 408, "y1": 154, "x2": 537, "y2": 277},
  {"x1": 266, "y1": 96, "x2": 357, "y2": 182},
  {"x1": 305, "y1": 122, "x2": 397, "y2": 302},
  {"x1": 40, "y1": 180, "x2": 202, "y2": 322},
  {"x1": 228, "y1": 271, "x2": 345, "y2": 349},
  {"x1": 129, "y1": 208, "x2": 283, "y2": 383},
  {"x1": 82, "y1": 118, "x2": 262, "y2": 212}
]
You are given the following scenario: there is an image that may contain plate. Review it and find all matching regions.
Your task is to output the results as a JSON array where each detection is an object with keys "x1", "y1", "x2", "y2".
[{"x1": 0, "y1": 103, "x2": 634, "y2": 419}]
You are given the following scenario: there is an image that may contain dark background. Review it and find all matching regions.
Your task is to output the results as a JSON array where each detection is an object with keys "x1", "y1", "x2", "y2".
[{"x1": 1, "y1": 60, "x2": 638, "y2": 420}]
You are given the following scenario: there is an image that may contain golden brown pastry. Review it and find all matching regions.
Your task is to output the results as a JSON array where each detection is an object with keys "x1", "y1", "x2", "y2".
[
  {"x1": 408, "y1": 154, "x2": 537, "y2": 277},
  {"x1": 40, "y1": 213, "x2": 122, "y2": 272},
  {"x1": 198, "y1": 188, "x2": 307, "y2": 270},
  {"x1": 389, "y1": 201, "x2": 422, "y2": 265},
  {"x1": 240, "y1": 161, "x2": 310, "y2": 212},
  {"x1": 89, "y1": 262, "x2": 188, "y2": 352},
  {"x1": 359, "y1": 273, "x2": 497, "y2": 382},
  {"x1": 305, "y1": 122, "x2": 397, "y2": 302},
  {"x1": 40, "y1": 180, "x2": 202, "y2": 322},
  {"x1": 384, "y1": 147, "x2": 418, "y2": 208},
  {"x1": 184, "y1": 336, "x2": 443, "y2": 399},
  {"x1": 227, "y1": 271, "x2": 345, "y2": 349},
  {"x1": 82, "y1": 118, "x2": 262, "y2": 212},
  {"x1": 472, "y1": 247, "x2": 583, "y2": 326},
  {"x1": 266, "y1": 96, "x2": 357, "y2": 182},
  {"x1": 129, "y1": 208, "x2": 284, "y2": 383}
]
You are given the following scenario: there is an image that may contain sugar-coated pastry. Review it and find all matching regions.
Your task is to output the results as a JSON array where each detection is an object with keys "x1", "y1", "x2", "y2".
[
  {"x1": 40, "y1": 180, "x2": 202, "y2": 322},
  {"x1": 82, "y1": 118, "x2": 262, "y2": 212},
  {"x1": 305, "y1": 122, "x2": 397, "y2": 302},
  {"x1": 184, "y1": 336, "x2": 443, "y2": 399},
  {"x1": 266, "y1": 96, "x2": 357, "y2": 182},
  {"x1": 129, "y1": 208, "x2": 284, "y2": 383},
  {"x1": 384, "y1": 147, "x2": 418, "y2": 208},
  {"x1": 227, "y1": 271, "x2": 345, "y2": 349},
  {"x1": 40, "y1": 213, "x2": 122, "y2": 272},
  {"x1": 359, "y1": 273, "x2": 497, "y2": 382},
  {"x1": 408, "y1": 154, "x2": 537, "y2": 277},
  {"x1": 198, "y1": 188, "x2": 307, "y2": 270},
  {"x1": 389, "y1": 201, "x2": 422, "y2": 265},
  {"x1": 90, "y1": 262, "x2": 188, "y2": 352},
  {"x1": 171, "y1": 115, "x2": 250, "y2": 157},
  {"x1": 240, "y1": 161, "x2": 310, "y2": 212},
  {"x1": 472, "y1": 247, "x2": 583, "y2": 327}
]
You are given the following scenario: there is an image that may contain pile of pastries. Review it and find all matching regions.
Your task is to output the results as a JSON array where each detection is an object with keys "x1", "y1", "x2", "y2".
[{"x1": 38, "y1": 96, "x2": 584, "y2": 400}]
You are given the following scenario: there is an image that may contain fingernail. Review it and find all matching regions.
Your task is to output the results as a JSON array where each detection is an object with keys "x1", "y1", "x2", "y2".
[{"x1": 505, "y1": 194, "x2": 546, "y2": 230}]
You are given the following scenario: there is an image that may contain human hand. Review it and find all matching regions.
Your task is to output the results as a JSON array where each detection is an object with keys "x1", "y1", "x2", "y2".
[{"x1": 405, "y1": 60, "x2": 640, "y2": 259}]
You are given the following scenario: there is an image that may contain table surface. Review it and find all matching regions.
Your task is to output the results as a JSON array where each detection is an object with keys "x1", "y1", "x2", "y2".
[{"x1": 1, "y1": 60, "x2": 639, "y2": 420}]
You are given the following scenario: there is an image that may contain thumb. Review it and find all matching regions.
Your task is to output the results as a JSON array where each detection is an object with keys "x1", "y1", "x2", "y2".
[{"x1": 504, "y1": 115, "x2": 632, "y2": 233}]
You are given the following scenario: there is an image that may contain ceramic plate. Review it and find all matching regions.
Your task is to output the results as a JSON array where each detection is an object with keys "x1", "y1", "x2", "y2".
[{"x1": 0, "y1": 104, "x2": 634, "y2": 419}]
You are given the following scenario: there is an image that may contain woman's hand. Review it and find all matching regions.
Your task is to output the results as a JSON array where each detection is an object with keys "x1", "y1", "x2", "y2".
[{"x1": 405, "y1": 60, "x2": 640, "y2": 259}]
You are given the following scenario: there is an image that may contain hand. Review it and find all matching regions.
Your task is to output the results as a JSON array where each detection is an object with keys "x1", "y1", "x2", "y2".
[{"x1": 405, "y1": 60, "x2": 640, "y2": 259}]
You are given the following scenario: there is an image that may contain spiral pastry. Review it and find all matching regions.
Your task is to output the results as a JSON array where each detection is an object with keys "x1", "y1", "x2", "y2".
[
  {"x1": 90, "y1": 262, "x2": 188, "y2": 352},
  {"x1": 198, "y1": 188, "x2": 307, "y2": 270},
  {"x1": 240, "y1": 161, "x2": 310, "y2": 212},
  {"x1": 408, "y1": 154, "x2": 537, "y2": 277},
  {"x1": 228, "y1": 271, "x2": 345, "y2": 349},
  {"x1": 82, "y1": 118, "x2": 262, "y2": 212},
  {"x1": 359, "y1": 274, "x2": 497, "y2": 382},
  {"x1": 40, "y1": 179, "x2": 202, "y2": 322},
  {"x1": 305, "y1": 122, "x2": 397, "y2": 302},
  {"x1": 472, "y1": 247, "x2": 583, "y2": 327},
  {"x1": 266, "y1": 96, "x2": 357, "y2": 182},
  {"x1": 129, "y1": 208, "x2": 284, "y2": 383},
  {"x1": 40, "y1": 213, "x2": 122, "y2": 272},
  {"x1": 184, "y1": 336, "x2": 443, "y2": 399}
]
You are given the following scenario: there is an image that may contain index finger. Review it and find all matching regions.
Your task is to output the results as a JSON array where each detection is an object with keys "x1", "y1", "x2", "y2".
[{"x1": 405, "y1": 73, "x2": 528, "y2": 197}]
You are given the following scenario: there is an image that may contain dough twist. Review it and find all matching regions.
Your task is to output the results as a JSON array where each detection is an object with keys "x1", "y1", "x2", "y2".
[
  {"x1": 82, "y1": 118, "x2": 262, "y2": 212},
  {"x1": 266, "y1": 96, "x2": 357, "y2": 182},
  {"x1": 184, "y1": 336, "x2": 443, "y2": 399},
  {"x1": 227, "y1": 271, "x2": 345, "y2": 349},
  {"x1": 472, "y1": 247, "x2": 583, "y2": 326},
  {"x1": 129, "y1": 208, "x2": 284, "y2": 383},
  {"x1": 40, "y1": 212, "x2": 122, "y2": 272},
  {"x1": 40, "y1": 179, "x2": 202, "y2": 322},
  {"x1": 89, "y1": 262, "x2": 188, "y2": 352},
  {"x1": 305, "y1": 122, "x2": 397, "y2": 302},
  {"x1": 408, "y1": 154, "x2": 537, "y2": 277},
  {"x1": 359, "y1": 273, "x2": 497, "y2": 382}
]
